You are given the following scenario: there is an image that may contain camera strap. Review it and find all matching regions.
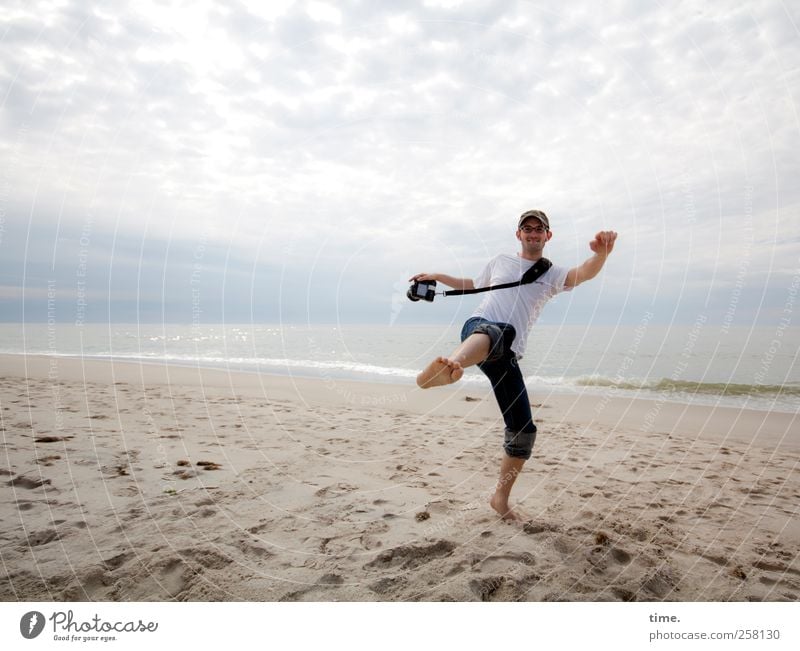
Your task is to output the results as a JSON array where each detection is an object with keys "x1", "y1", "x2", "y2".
[{"x1": 442, "y1": 258, "x2": 552, "y2": 296}]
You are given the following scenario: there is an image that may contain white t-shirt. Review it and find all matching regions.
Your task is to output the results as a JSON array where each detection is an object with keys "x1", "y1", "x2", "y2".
[{"x1": 471, "y1": 253, "x2": 571, "y2": 357}]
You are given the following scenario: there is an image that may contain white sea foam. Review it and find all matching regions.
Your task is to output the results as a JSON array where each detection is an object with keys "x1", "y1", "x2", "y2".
[{"x1": 1, "y1": 323, "x2": 798, "y2": 412}]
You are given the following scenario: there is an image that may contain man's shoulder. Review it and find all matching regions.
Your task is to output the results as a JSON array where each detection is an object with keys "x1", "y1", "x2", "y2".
[
  {"x1": 492, "y1": 253, "x2": 563, "y2": 268},
  {"x1": 490, "y1": 252, "x2": 523, "y2": 265}
]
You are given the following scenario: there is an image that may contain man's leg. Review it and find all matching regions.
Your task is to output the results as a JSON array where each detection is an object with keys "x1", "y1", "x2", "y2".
[
  {"x1": 480, "y1": 352, "x2": 536, "y2": 522},
  {"x1": 416, "y1": 332, "x2": 491, "y2": 388},
  {"x1": 490, "y1": 454, "x2": 526, "y2": 522}
]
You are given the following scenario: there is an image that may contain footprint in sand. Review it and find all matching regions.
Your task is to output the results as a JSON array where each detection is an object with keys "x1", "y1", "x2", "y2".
[
  {"x1": 369, "y1": 575, "x2": 407, "y2": 595},
  {"x1": 469, "y1": 576, "x2": 504, "y2": 601},
  {"x1": 364, "y1": 539, "x2": 456, "y2": 571},
  {"x1": 61, "y1": 567, "x2": 115, "y2": 600},
  {"x1": 102, "y1": 552, "x2": 133, "y2": 571},
  {"x1": 280, "y1": 573, "x2": 347, "y2": 602},
  {"x1": 235, "y1": 538, "x2": 274, "y2": 560},
  {"x1": 477, "y1": 552, "x2": 536, "y2": 574},
  {"x1": 360, "y1": 521, "x2": 390, "y2": 550},
  {"x1": 315, "y1": 482, "x2": 359, "y2": 498},
  {"x1": 586, "y1": 544, "x2": 633, "y2": 572},
  {"x1": 21, "y1": 530, "x2": 59, "y2": 548},
  {"x1": 7, "y1": 476, "x2": 52, "y2": 489},
  {"x1": 522, "y1": 520, "x2": 561, "y2": 535}
]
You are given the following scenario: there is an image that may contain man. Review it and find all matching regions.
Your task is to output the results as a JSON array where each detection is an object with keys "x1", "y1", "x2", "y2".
[{"x1": 410, "y1": 209, "x2": 617, "y2": 522}]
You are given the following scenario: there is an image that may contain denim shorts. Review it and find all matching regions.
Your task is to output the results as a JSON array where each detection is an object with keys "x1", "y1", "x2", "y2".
[{"x1": 460, "y1": 317, "x2": 537, "y2": 460}]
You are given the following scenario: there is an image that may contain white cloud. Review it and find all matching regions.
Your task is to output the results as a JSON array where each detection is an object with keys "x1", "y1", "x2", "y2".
[
  {"x1": 0, "y1": 0, "x2": 798, "y2": 324},
  {"x1": 306, "y1": 1, "x2": 342, "y2": 26}
]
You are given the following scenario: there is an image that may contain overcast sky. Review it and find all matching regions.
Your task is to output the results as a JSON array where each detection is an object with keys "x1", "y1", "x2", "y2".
[{"x1": 1, "y1": 0, "x2": 798, "y2": 327}]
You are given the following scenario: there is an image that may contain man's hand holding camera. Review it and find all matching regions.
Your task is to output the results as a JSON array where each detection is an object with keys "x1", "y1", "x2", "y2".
[{"x1": 408, "y1": 272, "x2": 475, "y2": 292}]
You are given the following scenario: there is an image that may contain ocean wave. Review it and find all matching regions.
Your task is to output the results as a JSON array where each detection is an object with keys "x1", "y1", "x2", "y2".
[
  {"x1": 574, "y1": 376, "x2": 800, "y2": 397},
  {"x1": 6, "y1": 349, "x2": 799, "y2": 401},
  {"x1": 7, "y1": 351, "x2": 440, "y2": 383}
]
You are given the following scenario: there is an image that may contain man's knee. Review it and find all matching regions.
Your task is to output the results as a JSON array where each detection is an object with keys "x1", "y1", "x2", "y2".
[
  {"x1": 503, "y1": 425, "x2": 536, "y2": 460},
  {"x1": 471, "y1": 323, "x2": 515, "y2": 363}
]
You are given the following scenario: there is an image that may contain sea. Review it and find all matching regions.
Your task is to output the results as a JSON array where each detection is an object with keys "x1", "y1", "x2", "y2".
[{"x1": 1, "y1": 322, "x2": 798, "y2": 414}]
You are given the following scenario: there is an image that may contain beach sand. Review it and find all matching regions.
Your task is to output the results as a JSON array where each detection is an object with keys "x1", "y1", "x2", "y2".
[{"x1": 1, "y1": 353, "x2": 798, "y2": 602}]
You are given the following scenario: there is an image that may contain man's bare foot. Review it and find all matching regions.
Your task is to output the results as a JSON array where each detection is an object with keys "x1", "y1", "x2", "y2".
[
  {"x1": 489, "y1": 493, "x2": 528, "y2": 523},
  {"x1": 416, "y1": 356, "x2": 464, "y2": 388}
]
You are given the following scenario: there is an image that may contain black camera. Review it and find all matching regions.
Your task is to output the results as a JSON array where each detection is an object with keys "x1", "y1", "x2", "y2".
[{"x1": 407, "y1": 279, "x2": 437, "y2": 302}]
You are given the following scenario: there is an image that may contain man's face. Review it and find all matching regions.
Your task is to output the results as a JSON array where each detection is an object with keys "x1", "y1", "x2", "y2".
[{"x1": 516, "y1": 218, "x2": 552, "y2": 252}]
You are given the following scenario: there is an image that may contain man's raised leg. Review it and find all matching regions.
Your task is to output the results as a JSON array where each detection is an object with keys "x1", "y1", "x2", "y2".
[{"x1": 416, "y1": 332, "x2": 491, "y2": 388}]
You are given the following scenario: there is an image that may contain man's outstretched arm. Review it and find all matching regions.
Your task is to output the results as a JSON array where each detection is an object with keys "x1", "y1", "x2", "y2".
[
  {"x1": 408, "y1": 272, "x2": 475, "y2": 290},
  {"x1": 565, "y1": 230, "x2": 618, "y2": 288}
]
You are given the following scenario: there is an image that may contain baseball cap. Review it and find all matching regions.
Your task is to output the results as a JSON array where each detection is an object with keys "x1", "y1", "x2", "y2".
[{"x1": 518, "y1": 209, "x2": 550, "y2": 230}]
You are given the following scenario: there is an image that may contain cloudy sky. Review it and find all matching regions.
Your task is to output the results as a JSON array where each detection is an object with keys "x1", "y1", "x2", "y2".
[{"x1": 1, "y1": 0, "x2": 798, "y2": 327}]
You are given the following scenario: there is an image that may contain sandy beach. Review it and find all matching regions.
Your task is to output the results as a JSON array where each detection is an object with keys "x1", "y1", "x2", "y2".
[{"x1": 1, "y1": 353, "x2": 798, "y2": 602}]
